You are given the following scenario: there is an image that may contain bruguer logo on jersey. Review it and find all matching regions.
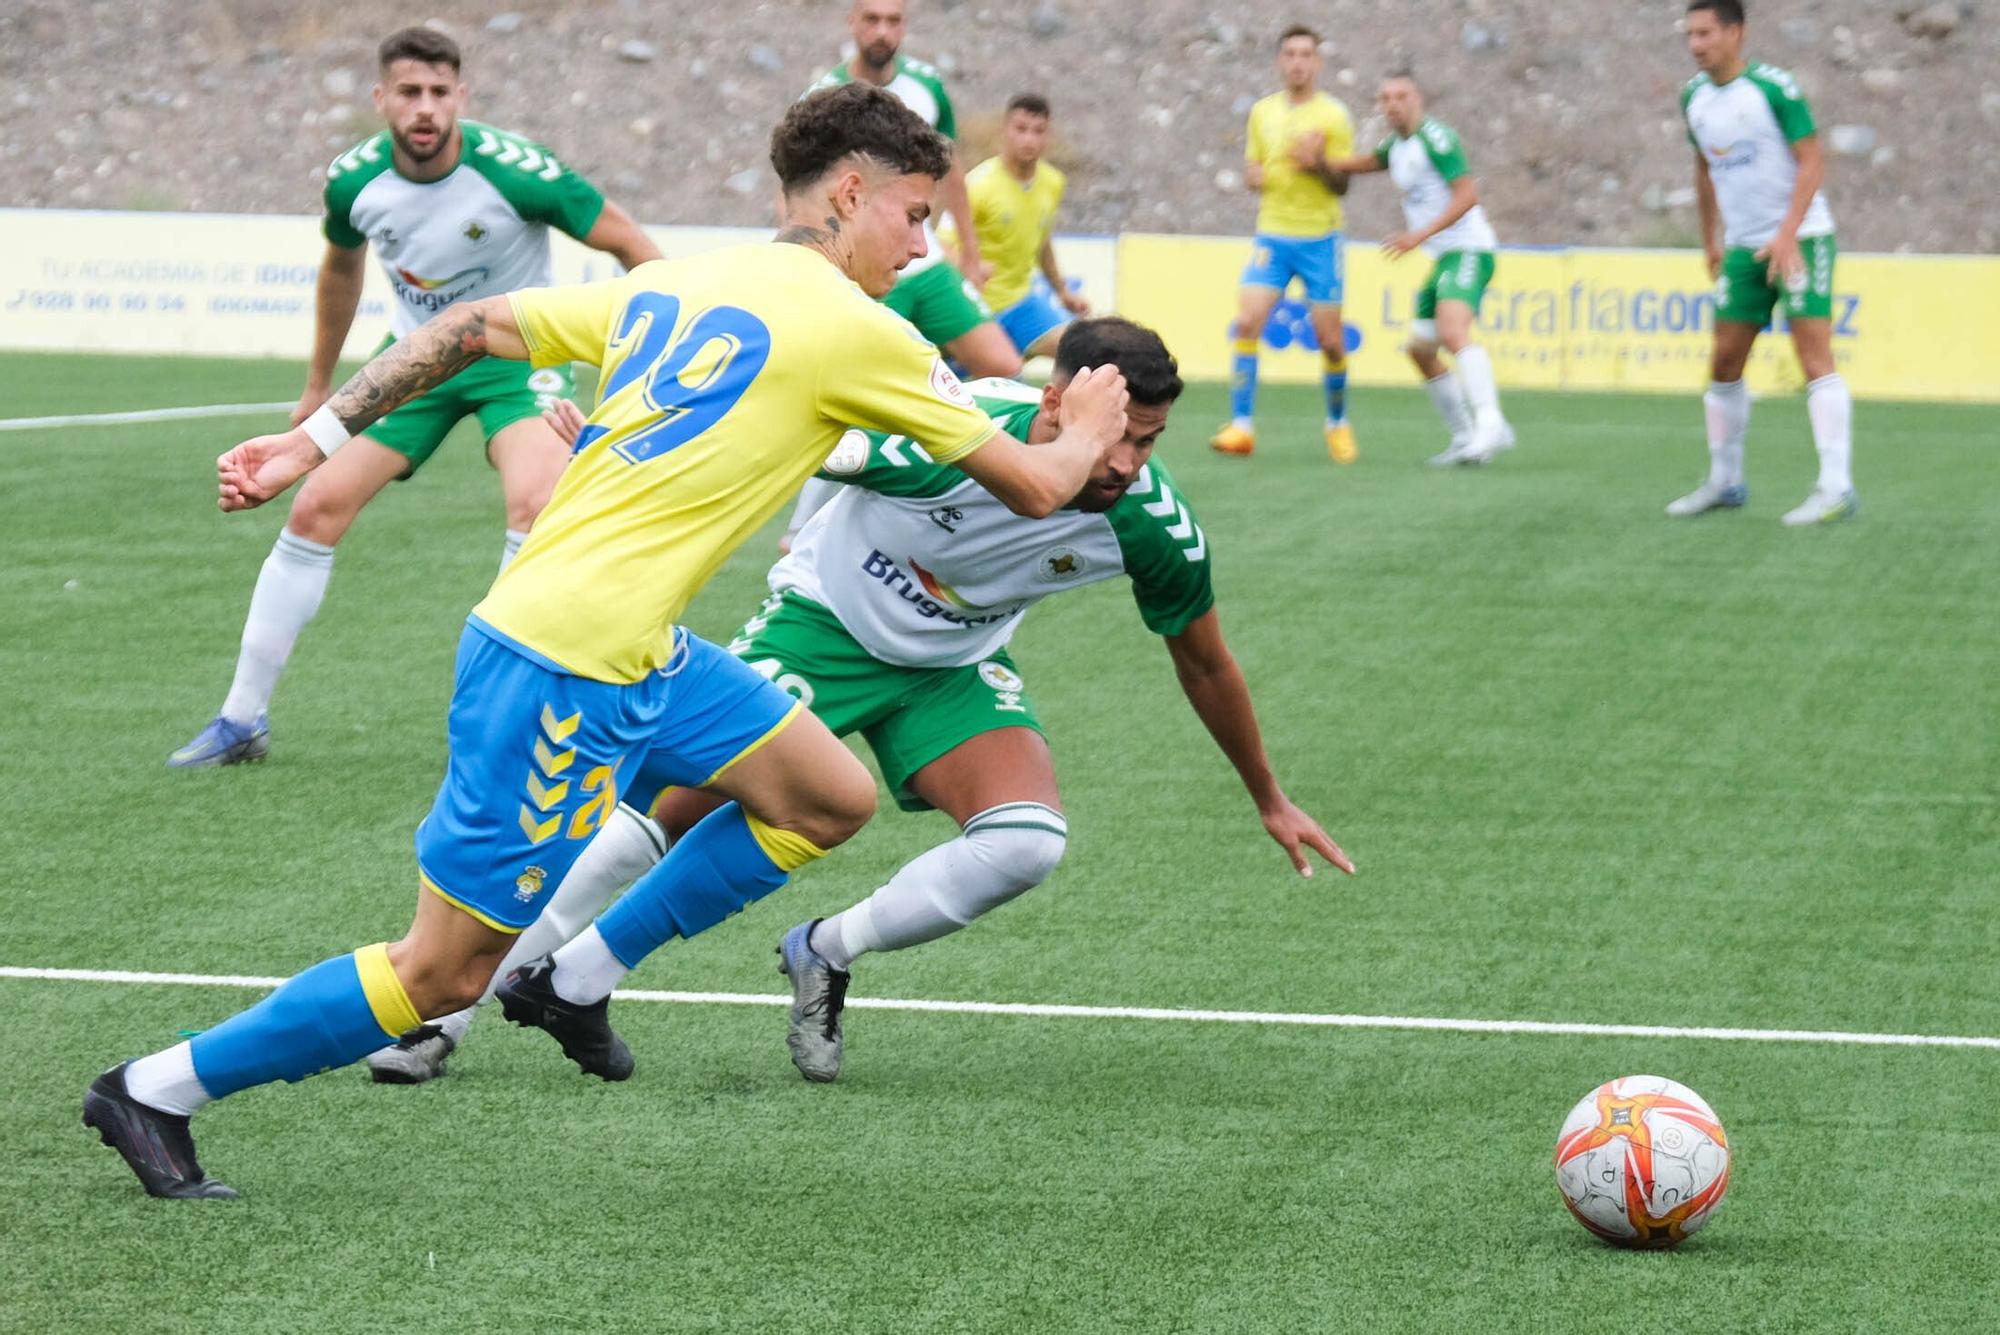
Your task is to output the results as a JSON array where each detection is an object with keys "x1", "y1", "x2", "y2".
[
  {"x1": 392, "y1": 265, "x2": 491, "y2": 313},
  {"x1": 860, "y1": 549, "x2": 1017, "y2": 628}
]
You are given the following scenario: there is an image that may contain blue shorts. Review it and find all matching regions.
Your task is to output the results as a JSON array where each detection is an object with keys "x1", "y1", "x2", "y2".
[
  {"x1": 1241, "y1": 232, "x2": 1345, "y2": 304},
  {"x1": 415, "y1": 621, "x2": 801, "y2": 931},
  {"x1": 994, "y1": 278, "x2": 1074, "y2": 355}
]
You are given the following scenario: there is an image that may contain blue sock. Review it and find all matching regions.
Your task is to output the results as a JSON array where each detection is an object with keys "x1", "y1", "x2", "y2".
[
  {"x1": 1229, "y1": 337, "x2": 1260, "y2": 423},
  {"x1": 595, "y1": 803, "x2": 816, "y2": 966},
  {"x1": 189, "y1": 944, "x2": 418, "y2": 1100},
  {"x1": 1323, "y1": 350, "x2": 1349, "y2": 427}
]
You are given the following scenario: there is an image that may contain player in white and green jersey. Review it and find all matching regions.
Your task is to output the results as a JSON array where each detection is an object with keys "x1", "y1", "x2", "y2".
[
  {"x1": 363, "y1": 320, "x2": 1351, "y2": 1086},
  {"x1": 169, "y1": 26, "x2": 659, "y2": 769},
  {"x1": 1669, "y1": 0, "x2": 1856, "y2": 527},
  {"x1": 1329, "y1": 73, "x2": 1513, "y2": 467},
  {"x1": 808, "y1": 0, "x2": 1022, "y2": 379}
]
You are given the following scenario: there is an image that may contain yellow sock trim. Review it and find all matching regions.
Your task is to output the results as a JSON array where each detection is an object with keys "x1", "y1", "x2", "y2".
[
  {"x1": 354, "y1": 942, "x2": 422, "y2": 1039},
  {"x1": 1232, "y1": 338, "x2": 1261, "y2": 357},
  {"x1": 745, "y1": 814, "x2": 828, "y2": 873},
  {"x1": 1322, "y1": 352, "x2": 1348, "y2": 372}
]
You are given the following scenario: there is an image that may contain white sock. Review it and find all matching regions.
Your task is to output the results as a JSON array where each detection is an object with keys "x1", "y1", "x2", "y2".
[
  {"x1": 123, "y1": 1040, "x2": 212, "y2": 1117},
  {"x1": 499, "y1": 528, "x2": 528, "y2": 572},
  {"x1": 1422, "y1": 371, "x2": 1473, "y2": 440},
  {"x1": 219, "y1": 530, "x2": 335, "y2": 725},
  {"x1": 468, "y1": 804, "x2": 668, "y2": 1023},
  {"x1": 1230, "y1": 416, "x2": 1254, "y2": 432},
  {"x1": 809, "y1": 804, "x2": 1068, "y2": 969},
  {"x1": 1703, "y1": 379, "x2": 1750, "y2": 489},
  {"x1": 1453, "y1": 345, "x2": 1505, "y2": 430},
  {"x1": 547, "y1": 924, "x2": 628, "y2": 1006},
  {"x1": 1805, "y1": 374, "x2": 1853, "y2": 494}
]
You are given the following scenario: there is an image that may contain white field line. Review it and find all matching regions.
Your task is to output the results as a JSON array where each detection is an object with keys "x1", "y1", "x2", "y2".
[
  {"x1": 0, "y1": 401, "x2": 293, "y2": 431},
  {"x1": 3, "y1": 965, "x2": 1995, "y2": 1051}
]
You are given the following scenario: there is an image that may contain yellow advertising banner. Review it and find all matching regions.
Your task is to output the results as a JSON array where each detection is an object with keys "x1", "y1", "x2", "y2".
[{"x1": 1115, "y1": 233, "x2": 1999, "y2": 403}]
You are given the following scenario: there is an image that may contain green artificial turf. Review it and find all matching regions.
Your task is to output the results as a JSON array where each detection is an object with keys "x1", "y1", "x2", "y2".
[{"x1": 1, "y1": 353, "x2": 1995, "y2": 1332}]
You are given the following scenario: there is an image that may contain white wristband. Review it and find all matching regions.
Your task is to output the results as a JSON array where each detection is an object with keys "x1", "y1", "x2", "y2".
[{"x1": 301, "y1": 403, "x2": 351, "y2": 457}]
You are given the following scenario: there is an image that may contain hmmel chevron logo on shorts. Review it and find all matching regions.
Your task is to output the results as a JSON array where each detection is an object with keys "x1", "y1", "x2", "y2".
[{"x1": 518, "y1": 704, "x2": 581, "y2": 844}]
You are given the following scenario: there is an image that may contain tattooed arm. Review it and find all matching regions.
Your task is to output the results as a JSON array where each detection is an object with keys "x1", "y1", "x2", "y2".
[{"x1": 217, "y1": 295, "x2": 527, "y2": 512}]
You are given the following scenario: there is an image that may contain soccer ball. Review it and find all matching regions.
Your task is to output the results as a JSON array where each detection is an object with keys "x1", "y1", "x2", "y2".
[{"x1": 1553, "y1": 1075, "x2": 1731, "y2": 1248}]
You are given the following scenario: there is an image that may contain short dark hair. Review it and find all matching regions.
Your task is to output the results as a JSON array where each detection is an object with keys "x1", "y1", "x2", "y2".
[
  {"x1": 769, "y1": 83, "x2": 954, "y2": 194},
  {"x1": 1687, "y1": 0, "x2": 1745, "y2": 25},
  {"x1": 378, "y1": 26, "x2": 461, "y2": 73},
  {"x1": 1054, "y1": 318, "x2": 1184, "y2": 407},
  {"x1": 1278, "y1": 24, "x2": 1321, "y2": 49},
  {"x1": 1006, "y1": 93, "x2": 1051, "y2": 119}
]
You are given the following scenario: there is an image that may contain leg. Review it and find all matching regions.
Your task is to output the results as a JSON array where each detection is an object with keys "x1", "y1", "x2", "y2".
[
  {"x1": 1214, "y1": 279, "x2": 1283, "y2": 452},
  {"x1": 485, "y1": 413, "x2": 569, "y2": 569},
  {"x1": 1308, "y1": 300, "x2": 1357, "y2": 463},
  {"x1": 1438, "y1": 299, "x2": 1509, "y2": 460},
  {"x1": 173, "y1": 438, "x2": 408, "y2": 765},
  {"x1": 1785, "y1": 316, "x2": 1857, "y2": 522},
  {"x1": 779, "y1": 655, "x2": 1062, "y2": 1081},
  {"x1": 1667, "y1": 310, "x2": 1762, "y2": 517},
  {"x1": 94, "y1": 888, "x2": 508, "y2": 1197},
  {"x1": 810, "y1": 728, "x2": 1067, "y2": 970}
]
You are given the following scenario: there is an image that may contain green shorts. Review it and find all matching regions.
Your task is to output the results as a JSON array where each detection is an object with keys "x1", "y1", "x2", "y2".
[
  {"x1": 724, "y1": 590, "x2": 1044, "y2": 812},
  {"x1": 882, "y1": 261, "x2": 993, "y2": 347},
  {"x1": 1415, "y1": 250, "x2": 1495, "y2": 319},
  {"x1": 361, "y1": 335, "x2": 575, "y2": 472},
  {"x1": 1715, "y1": 235, "x2": 1836, "y2": 325}
]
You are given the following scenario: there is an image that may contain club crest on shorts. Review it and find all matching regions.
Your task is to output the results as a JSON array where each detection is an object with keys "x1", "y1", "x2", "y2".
[
  {"x1": 822, "y1": 429, "x2": 871, "y2": 476},
  {"x1": 513, "y1": 865, "x2": 547, "y2": 904},
  {"x1": 978, "y1": 660, "x2": 1025, "y2": 693},
  {"x1": 1036, "y1": 546, "x2": 1086, "y2": 582}
]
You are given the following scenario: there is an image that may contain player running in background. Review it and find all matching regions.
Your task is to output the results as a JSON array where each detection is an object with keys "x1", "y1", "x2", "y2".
[
  {"x1": 809, "y1": 0, "x2": 1022, "y2": 379},
  {"x1": 84, "y1": 84, "x2": 1130, "y2": 1199},
  {"x1": 1669, "y1": 0, "x2": 1856, "y2": 526},
  {"x1": 1210, "y1": 25, "x2": 1358, "y2": 465},
  {"x1": 366, "y1": 318, "x2": 1349, "y2": 1087},
  {"x1": 962, "y1": 94, "x2": 1090, "y2": 359},
  {"x1": 1326, "y1": 73, "x2": 1513, "y2": 467},
  {"x1": 169, "y1": 27, "x2": 658, "y2": 768}
]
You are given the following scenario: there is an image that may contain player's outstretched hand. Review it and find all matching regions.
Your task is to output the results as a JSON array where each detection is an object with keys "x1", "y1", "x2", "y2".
[
  {"x1": 1259, "y1": 795, "x2": 1355, "y2": 878},
  {"x1": 1057, "y1": 364, "x2": 1128, "y2": 453},
  {"x1": 1381, "y1": 232, "x2": 1423, "y2": 259},
  {"x1": 542, "y1": 397, "x2": 587, "y2": 450},
  {"x1": 217, "y1": 430, "x2": 321, "y2": 512},
  {"x1": 1061, "y1": 289, "x2": 1092, "y2": 316}
]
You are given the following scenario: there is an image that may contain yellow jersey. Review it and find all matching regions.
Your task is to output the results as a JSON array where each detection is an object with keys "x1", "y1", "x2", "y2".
[
  {"x1": 478, "y1": 244, "x2": 997, "y2": 683},
  {"x1": 1245, "y1": 91, "x2": 1355, "y2": 237},
  {"x1": 965, "y1": 156, "x2": 1067, "y2": 310}
]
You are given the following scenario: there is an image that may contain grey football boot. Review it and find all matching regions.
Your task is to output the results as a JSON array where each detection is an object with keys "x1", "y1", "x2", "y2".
[
  {"x1": 365, "y1": 1022, "x2": 457, "y2": 1084},
  {"x1": 778, "y1": 920, "x2": 850, "y2": 1083}
]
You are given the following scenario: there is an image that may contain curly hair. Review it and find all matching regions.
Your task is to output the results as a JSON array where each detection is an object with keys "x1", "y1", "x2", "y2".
[
  {"x1": 1054, "y1": 318, "x2": 1185, "y2": 407},
  {"x1": 769, "y1": 83, "x2": 954, "y2": 193}
]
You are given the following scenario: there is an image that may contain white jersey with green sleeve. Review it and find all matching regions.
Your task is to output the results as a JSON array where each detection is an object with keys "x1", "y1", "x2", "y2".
[
  {"x1": 771, "y1": 381, "x2": 1215, "y2": 669},
  {"x1": 323, "y1": 120, "x2": 606, "y2": 335},
  {"x1": 1373, "y1": 117, "x2": 1496, "y2": 256},
  {"x1": 1681, "y1": 63, "x2": 1834, "y2": 249},
  {"x1": 806, "y1": 56, "x2": 957, "y2": 277}
]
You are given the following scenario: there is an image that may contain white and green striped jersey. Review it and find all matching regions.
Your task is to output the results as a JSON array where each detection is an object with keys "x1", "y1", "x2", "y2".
[
  {"x1": 806, "y1": 56, "x2": 958, "y2": 276},
  {"x1": 772, "y1": 381, "x2": 1215, "y2": 668},
  {"x1": 323, "y1": 120, "x2": 605, "y2": 335},
  {"x1": 1682, "y1": 63, "x2": 1834, "y2": 249},
  {"x1": 1372, "y1": 117, "x2": 1496, "y2": 256}
]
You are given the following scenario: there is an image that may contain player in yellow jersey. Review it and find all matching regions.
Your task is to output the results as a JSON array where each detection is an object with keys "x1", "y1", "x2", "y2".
[
  {"x1": 964, "y1": 93, "x2": 1090, "y2": 359},
  {"x1": 1210, "y1": 25, "x2": 1359, "y2": 464},
  {"x1": 83, "y1": 83, "x2": 1131, "y2": 1200}
]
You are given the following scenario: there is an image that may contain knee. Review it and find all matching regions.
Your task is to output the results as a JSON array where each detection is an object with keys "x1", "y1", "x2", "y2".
[
  {"x1": 964, "y1": 803, "x2": 1068, "y2": 894},
  {"x1": 286, "y1": 489, "x2": 358, "y2": 546},
  {"x1": 786, "y1": 754, "x2": 878, "y2": 852},
  {"x1": 385, "y1": 940, "x2": 501, "y2": 1017}
]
